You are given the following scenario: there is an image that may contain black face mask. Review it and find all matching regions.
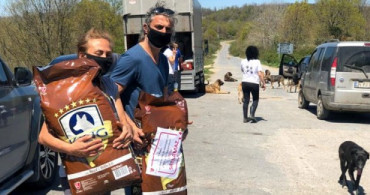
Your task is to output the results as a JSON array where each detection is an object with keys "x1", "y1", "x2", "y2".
[
  {"x1": 85, "y1": 53, "x2": 113, "y2": 75},
  {"x1": 147, "y1": 26, "x2": 172, "y2": 48}
]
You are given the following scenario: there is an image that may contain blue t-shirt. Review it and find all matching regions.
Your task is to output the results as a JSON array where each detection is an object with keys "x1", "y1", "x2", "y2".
[
  {"x1": 110, "y1": 44, "x2": 169, "y2": 119},
  {"x1": 100, "y1": 75, "x2": 118, "y2": 99}
]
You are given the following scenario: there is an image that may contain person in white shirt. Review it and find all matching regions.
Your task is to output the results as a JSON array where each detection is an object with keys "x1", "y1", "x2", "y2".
[
  {"x1": 163, "y1": 42, "x2": 179, "y2": 91},
  {"x1": 241, "y1": 45, "x2": 266, "y2": 123}
]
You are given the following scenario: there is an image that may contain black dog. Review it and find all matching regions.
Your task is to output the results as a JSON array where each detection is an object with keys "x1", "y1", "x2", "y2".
[{"x1": 339, "y1": 141, "x2": 369, "y2": 191}]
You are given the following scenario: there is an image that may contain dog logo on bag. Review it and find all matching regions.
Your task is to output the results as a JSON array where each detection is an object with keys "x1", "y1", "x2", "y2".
[
  {"x1": 59, "y1": 105, "x2": 104, "y2": 139},
  {"x1": 71, "y1": 112, "x2": 95, "y2": 135}
]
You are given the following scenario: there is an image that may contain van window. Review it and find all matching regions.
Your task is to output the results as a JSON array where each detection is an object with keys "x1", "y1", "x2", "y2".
[
  {"x1": 321, "y1": 47, "x2": 336, "y2": 71},
  {"x1": 308, "y1": 48, "x2": 323, "y2": 72},
  {"x1": 338, "y1": 47, "x2": 370, "y2": 72},
  {"x1": 0, "y1": 61, "x2": 9, "y2": 85}
]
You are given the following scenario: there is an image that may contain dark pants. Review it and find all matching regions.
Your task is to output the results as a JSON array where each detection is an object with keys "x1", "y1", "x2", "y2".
[{"x1": 242, "y1": 82, "x2": 259, "y2": 119}]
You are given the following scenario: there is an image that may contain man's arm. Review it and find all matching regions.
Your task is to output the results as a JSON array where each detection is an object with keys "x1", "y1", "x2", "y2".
[{"x1": 115, "y1": 83, "x2": 145, "y2": 144}]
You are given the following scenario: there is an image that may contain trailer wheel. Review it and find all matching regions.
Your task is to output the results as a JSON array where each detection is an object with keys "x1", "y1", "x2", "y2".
[{"x1": 198, "y1": 74, "x2": 205, "y2": 93}]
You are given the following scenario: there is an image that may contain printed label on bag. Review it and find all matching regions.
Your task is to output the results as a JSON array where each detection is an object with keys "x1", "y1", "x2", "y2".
[{"x1": 146, "y1": 127, "x2": 183, "y2": 179}]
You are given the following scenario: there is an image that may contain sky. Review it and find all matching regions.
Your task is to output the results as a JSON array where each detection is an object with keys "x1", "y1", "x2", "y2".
[{"x1": 198, "y1": 0, "x2": 316, "y2": 9}]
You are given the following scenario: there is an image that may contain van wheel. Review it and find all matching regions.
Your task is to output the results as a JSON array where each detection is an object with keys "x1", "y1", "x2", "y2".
[
  {"x1": 298, "y1": 90, "x2": 309, "y2": 109},
  {"x1": 317, "y1": 95, "x2": 330, "y2": 120}
]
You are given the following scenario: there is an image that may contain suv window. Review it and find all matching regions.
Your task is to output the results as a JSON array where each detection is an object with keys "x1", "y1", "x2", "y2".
[
  {"x1": 338, "y1": 47, "x2": 370, "y2": 72},
  {"x1": 321, "y1": 47, "x2": 336, "y2": 71},
  {"x1": 0, "y1": 60, "x2": 9, "y2": 85}
]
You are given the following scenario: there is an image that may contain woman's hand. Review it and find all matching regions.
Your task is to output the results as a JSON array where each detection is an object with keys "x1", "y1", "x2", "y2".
[
  {"x1": 113, "y1": 121, "x2": 133, "y2": 149},
  {"x1": 68, "y1": 135, "x2": 104, "y2": 157}
]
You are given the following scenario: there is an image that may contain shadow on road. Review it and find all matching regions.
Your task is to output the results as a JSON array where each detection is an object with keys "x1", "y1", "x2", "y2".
[
  {"x1": 305, "y1": 105, "x2": 370, "y2": 124},
  {"x1": 181, "y1": 91, "x2": 205, "y2": 99},
  {"x1": 10, "y1": 165, "x2": 63, "y2": 195}
]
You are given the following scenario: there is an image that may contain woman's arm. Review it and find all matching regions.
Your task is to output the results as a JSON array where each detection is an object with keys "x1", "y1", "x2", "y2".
[
  {"x1": 39, "y1": 122, "x2": 103, "y2": 157},
  {"x1": 258, "y1": 71, "x2": 266, "y2": 90}
]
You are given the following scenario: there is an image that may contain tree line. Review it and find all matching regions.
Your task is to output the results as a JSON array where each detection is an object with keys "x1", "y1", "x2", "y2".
[
  {"x1": 1, "y1": 0, "x2": 370, "y2": 70},
  {"x1": 203, "y1": 0, "x2": 370, "y2": 66},
  {"x1": 0, "y1": 0, "x2": 123, "y2": 69}
]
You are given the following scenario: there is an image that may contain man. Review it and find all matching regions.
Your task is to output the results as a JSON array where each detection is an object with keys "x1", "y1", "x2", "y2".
[
  {"x1": 110, "y1": 3, "x2": 175, "y2": 138},
  {"x1": 110, "y1": 3, "x2": 175, "y2": 194}
]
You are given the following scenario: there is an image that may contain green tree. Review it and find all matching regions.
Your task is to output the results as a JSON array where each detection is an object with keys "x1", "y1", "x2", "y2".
[
  {"x1": 316, "y1": 0, "x2": 366, "y2": 41},
  {"x1": 279, "y1": 1, "x2": 317, "y2": 49},
  {"x1": 2, "y1": 0, "x2": 78, "y2": 67},
  {"x1": 72, "y1": 0, "x2": 124, "y2": 53}
]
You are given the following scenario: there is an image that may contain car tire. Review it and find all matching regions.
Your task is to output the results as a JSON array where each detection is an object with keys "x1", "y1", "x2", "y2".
[
  {"x1": 317, "y1": 95, "x2": 330, "y2": 120},
  {"x1": 298, "y1": 90, "x2": 309, "y2": 109},
  {"x1": 34, "y1": 144, "x2": 58, "y2": 188}
]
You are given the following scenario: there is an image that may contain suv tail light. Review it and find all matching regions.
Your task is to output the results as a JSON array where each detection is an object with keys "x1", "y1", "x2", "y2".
[
  {"x1": 181, "y1": 60, "x2": 194, "y2": 70},
  {"x1": 330, "y1": 57, "x2": 337, "y2": 86}
]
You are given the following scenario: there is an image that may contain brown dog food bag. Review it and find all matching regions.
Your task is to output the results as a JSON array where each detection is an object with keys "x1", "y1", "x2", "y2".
[
  {"x1": 33, "y1": 58, "x2": 141, "y2": 195},
  {"x1": 134, "y1": 91, "x2": 188, "y2": 194}
]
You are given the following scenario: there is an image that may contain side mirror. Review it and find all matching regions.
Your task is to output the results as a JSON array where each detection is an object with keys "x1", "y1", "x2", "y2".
[{"x1": 14, "y1": 67, "x2": 32, "y2": 85}]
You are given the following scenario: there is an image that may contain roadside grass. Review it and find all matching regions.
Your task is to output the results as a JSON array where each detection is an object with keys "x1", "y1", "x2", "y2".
[{"x1": 204, "y1": 54, "x2": 216, "y2": 80}]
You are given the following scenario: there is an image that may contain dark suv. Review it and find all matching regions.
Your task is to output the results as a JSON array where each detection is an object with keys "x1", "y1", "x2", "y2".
[
  {"x1": 0, "y1": 56, "x2": 58, "y2": 193},
  {"x1": 298, "y1": 41, "x2": 370, "y2": 119}
]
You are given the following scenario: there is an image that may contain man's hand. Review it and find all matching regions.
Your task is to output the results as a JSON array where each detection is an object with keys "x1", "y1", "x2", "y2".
[
  {"x1": 132, "y1": 126, "x2": 145, "y2": 144},
  {"x1": 69, "y1": 135, "x2": 104, "y2": 157},
  {"x1": 113, "y1": 121, "x2": 133, "y2": 149}
]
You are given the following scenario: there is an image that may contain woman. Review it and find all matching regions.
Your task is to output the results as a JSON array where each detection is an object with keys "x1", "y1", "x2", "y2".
[
  {"x1": 38, "y1": 28, "x2": 136, "y2": 194},
  {"x1": 241, "y1": 46, "x2": 266, "y2": 123}
]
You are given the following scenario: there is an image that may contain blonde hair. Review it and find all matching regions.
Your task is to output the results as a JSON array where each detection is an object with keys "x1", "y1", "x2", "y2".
[{"x1": 77, "y1": 28, "x2": 113, "y2": 54}]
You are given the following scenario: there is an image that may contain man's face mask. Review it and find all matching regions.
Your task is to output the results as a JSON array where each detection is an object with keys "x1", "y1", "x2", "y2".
[
  {"x1": 147, "y1": 26, "x2": 172, "y2": 48},
  {"x1": 85, "y1": 53, "x2": 113, "y2": 75}
]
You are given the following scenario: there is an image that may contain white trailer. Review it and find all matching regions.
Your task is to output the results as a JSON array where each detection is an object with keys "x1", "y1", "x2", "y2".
[{"x1": 122, "y1": 0, "x2": 205, "y2": 92}]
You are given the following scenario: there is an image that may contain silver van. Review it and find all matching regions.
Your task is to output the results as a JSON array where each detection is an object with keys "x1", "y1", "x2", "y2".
[{"x1": 298, "y1": 41, "x2": 370, "y2": 119}]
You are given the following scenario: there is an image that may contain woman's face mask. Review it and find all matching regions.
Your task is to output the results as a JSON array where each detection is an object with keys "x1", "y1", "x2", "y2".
[
  {"x1": 147, "y1": 26, "x2": 172, "y2": 48},
  {"x1": 85, "y1": 53, "x2": 113, "y2": 75}
]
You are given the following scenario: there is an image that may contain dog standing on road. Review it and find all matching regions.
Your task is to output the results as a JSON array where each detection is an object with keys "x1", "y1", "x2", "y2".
[
  {"x1": 338, "y1": 141, "x2": 369, "y2": 191},
  {"x1": 205, "y1": 79, "x2": 230, "y2": 94},
  {"x1": 265, "y1": 69, "x2": 285, "y2": 89},
  {"x1": 286, "y1": 73, "x2": 301, "y2": 93},
  {"x1": 237, "y1": 82, "x2": 243, "y2": 104},
  {"x1": 224, "y1": 72, "x2": 238, "y2": 82}
]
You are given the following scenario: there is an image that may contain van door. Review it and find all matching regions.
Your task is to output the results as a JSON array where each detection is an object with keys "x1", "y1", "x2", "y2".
[
  {"x1": 279, "y1": 54, "x2": 297, "y2": 78},
  {"x1": 334, "y1": 47, "x2": 370, "y2": 104}
]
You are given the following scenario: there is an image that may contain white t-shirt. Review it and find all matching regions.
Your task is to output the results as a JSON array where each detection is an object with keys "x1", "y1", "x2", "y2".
[
  {"x1": 163, "y1": 48, "x2": 174, "y2": 75},
  {"x1": 241, "y1": 59, "x2": 263, "y2": 84}
]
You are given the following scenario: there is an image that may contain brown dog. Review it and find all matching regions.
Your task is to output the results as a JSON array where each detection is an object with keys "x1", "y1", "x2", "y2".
[
  {"x1": 206, "y1": 79, "x2": 230, "y2": 94},
  {"x1": 286, "y1": 73, "x2": 300, "y2": 93},
  {"x1": 265, "y1": 69, "x2": 285, "y2": 89},
  {"x1": 237, "y1": 82, "x2": 243, "y2": 104},
  {"x1": 224, "y1": 72, "x2": 238, "y2": 82}
]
